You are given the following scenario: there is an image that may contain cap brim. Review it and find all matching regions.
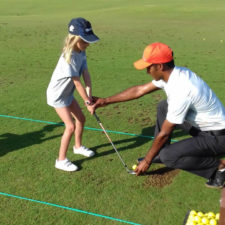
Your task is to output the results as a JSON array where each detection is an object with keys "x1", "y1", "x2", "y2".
[
  {"x1": 80, "y1": 34, "x2": 99, "y2": 43},
  {"x1": 133, "y1": 59, "x2": 152, "y2": 70}
]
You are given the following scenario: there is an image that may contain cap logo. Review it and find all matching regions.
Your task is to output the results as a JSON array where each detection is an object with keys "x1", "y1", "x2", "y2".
[
  {"x1": 69, "y1": 25, "x2": 75, "y2": 32},
  {"x1": 85, "y1": 28, "x2": 92, "y2": 32}
]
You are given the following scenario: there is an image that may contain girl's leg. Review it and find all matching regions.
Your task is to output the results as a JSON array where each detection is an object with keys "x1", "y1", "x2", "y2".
[
  {"x1": 69, "y1": 99, "x2": 85, "y2": 148},
  {"x1": 55, "y1": 106, "x2": 75, "y2": 160},
  {"x1": 69, "y1": 99, "x2": 95, "y2": 157}
]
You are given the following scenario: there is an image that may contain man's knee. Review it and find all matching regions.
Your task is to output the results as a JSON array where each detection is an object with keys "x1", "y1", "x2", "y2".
[{"x1": 159, "y1": 148, "x2": 177, "y2": 168}]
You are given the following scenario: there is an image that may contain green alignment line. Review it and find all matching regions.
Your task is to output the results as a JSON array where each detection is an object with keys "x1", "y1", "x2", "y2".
[
  {"x1": 0, "y1": 114, "x2": 177, "y2": 142},
  {"x1": 0, "y1": 192, "x2": 142, "y2": 225}
]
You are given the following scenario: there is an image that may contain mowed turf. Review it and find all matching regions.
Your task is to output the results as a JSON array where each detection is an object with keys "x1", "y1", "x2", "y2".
[{"x1": 1, "y1": 0, "x2": 225, "y2": 224}]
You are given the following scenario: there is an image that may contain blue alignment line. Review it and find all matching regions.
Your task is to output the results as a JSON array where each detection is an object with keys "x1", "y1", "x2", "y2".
[
  {"x1": 0, "y1": 114, "x2": 177, "y2": 142},
  {"x1": 0, "y1": 192, "x2": 142, "y2": 225}
]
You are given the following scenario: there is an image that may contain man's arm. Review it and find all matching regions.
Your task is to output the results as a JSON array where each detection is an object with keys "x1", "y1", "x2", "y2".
[
  {"x1": 93, "y1": 82, "x2": 159, "y2": 108},
  {"x1": 135, "y1": 119, "x2": 176, "y2": 175}
]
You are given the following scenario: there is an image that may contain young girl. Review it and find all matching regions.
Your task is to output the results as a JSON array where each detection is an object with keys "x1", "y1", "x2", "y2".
[{"x1": 47, "y1": 18, "x2": 99, "y2": 171}]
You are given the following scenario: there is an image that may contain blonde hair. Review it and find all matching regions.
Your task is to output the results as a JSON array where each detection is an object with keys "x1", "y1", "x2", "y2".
[{"x1": 62, "y1": 34, "x2": 80, "y2": 64}]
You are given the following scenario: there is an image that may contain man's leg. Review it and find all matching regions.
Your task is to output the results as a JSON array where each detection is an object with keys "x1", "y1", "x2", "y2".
[
  {"x1": 144, "y1": 100, "x2": 192, "y2": 163},
  {"x1": 148, "y1": 100, "x2": 225, "y2": 188},
  {"x1": 158, "y1": 133, "x2": 224, "y2": 179},
  {"x1": 154, "y1": 100, "x2": 168, "y2": 140},
  {"x1": 138, "y1": 100, "x2": 193, "y2": 164},
  {"x1": 154, "y1": 99, "x2": 193, "y2": 138},
  {"x1": 138, "y1": 100, "x2": 168, "y2": 163}
]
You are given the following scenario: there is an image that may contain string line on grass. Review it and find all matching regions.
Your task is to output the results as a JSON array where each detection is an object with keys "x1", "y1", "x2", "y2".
[
  {"x1": 0, "y1": 192, "x2": 142, "y2": 225},
  {"x1": 0, "y1": 114, "x2": 177, "y2": 142}
]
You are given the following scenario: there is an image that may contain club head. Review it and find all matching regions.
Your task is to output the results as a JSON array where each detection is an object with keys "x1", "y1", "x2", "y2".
[
  {"x1": 126, "y1": 169, "x2": 136, "y2": 175},
  {"x1": 129, "y1": 171, "x2": 136, "y2": 175}
]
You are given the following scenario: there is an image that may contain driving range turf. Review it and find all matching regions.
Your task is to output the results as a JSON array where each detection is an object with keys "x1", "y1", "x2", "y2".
[{"x1": 1, "y1": 0, "x2": 225, "y2": 224}]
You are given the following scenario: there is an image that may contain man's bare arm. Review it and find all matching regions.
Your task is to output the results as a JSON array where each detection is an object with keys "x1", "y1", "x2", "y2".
[
  {"x1": 93, "y1": 82, "x2": 159, "y2": 108},
  {"x1": 135, "y1": 120, "x2": 176, "y2": 175}
]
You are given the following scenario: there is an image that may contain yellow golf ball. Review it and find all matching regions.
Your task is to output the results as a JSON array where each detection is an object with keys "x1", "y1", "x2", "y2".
[
  {"x1": 190, "y1": 210, "x2": 197, "y2": 216},
  {"x1": 197, "y1": 212, "x2": 204, "y2": 217},
  {"x1": 215, "y1": 213, "x2": 219, "y2": 220},
  {"x1": 188, "y1": 221, "x2": 197, "y2": 225},
  {"x1": 188, "y1": 214, "x2": 195, "y2": 221},
  {"x1": 194, "y1": 215, "x2": 201, "y2": 223},
  {"x1": 132, "y1": 164, "x2": 137, "y2": 170},
  {"x1": 209, "y1": 218, "x2": 217, "y2": 225},
  {"x1": 208, "y1": 212, "x2": 215, "y2": 218},
  {"x1": 201, "y1": 217, "x2": 209, "y2": 224}
]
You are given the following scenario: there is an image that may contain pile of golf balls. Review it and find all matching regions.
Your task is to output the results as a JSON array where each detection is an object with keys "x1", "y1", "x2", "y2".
[{"x1": 185, "y1": 210, "x2": 220, "y2": 225}]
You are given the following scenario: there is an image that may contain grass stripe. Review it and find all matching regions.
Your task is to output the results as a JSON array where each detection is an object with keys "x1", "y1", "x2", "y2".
[
  {"x1": 0, "y1": 192, "x2": 142, "y2": 225},
  {"x1": 0, "y1": 114, "x2": 177, "y2": 142}
]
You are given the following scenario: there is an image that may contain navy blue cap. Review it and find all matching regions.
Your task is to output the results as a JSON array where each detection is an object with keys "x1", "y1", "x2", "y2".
[{"x1": 68, "y1": 17, "x2": 99, "y2": 43}]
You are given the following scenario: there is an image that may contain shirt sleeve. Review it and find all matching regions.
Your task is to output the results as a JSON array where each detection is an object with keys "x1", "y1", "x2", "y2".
[
  {"x1": 80, "y1": 57, "x2": 88, "y2": 73},
  {"x1": 68, "y1": 52, "x2": 87, "y2": 77},
  {"x1": 166, "y1": 95, "x2": 192, "y2": 124},
  {"x1": 152, "y1": 79, "x2": 165, "y2": 89},
  {"x1": 67, "y1": 62, "x2": 80, "y2": 77}
]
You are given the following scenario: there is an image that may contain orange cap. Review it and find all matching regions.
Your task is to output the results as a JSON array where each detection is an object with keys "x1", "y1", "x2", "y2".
[{"x1": 134, "y1": 42, "x2": 173, "y2": 70}]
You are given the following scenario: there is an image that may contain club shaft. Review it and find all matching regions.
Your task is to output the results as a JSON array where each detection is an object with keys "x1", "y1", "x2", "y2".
[{"x1": 94, "y1": 113, "x2": 128, "y2": 169}]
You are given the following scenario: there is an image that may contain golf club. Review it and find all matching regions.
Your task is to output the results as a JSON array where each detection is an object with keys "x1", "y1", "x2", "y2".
[{"x1": 93, "y1": 112, "x2": 136, "y2": 175}]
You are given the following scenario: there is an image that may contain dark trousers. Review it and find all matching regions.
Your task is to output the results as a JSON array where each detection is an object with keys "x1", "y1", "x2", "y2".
[{"x1": 155, "y1": 100, "x2": 225, "y2": 179}]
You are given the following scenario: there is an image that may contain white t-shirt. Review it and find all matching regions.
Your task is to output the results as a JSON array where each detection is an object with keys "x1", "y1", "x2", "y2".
[
  {"x1": 152, "y1": 66, "x2": 225, "y2": 131},
  {"x1": 47, "y1": 51, "x2": 87, "y2": 108}
]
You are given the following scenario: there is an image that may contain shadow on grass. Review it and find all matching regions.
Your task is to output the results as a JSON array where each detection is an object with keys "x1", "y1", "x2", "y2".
[
  {"x1": 145, "y1": 166, "x2": 175, "y2": 175},
  {"x1": 0, "y1": 124, "x2": 62, "y2": 157},
  {"x1": 74, "y1": 125, "x2": 190, "y2": 169},
  {"x1": 74, "y1": 126, "x2": 156, "y2": 167}
]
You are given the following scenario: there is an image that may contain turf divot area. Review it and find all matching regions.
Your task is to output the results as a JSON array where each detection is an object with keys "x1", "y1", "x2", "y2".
[{"x1": 144, "y1": 166, "x2": 180, "y2": 188}]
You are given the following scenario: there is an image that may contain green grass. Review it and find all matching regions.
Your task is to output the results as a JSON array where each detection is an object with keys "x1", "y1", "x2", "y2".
[{"x1": 1, "y1": 0, "x2": 225, "y2": 224}]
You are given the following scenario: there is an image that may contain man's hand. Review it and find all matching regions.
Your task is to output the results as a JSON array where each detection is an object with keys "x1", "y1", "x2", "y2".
[
  {"x1": 92, "y1": 96, "x2": 108, "y2": 110},
  {"x1": 86, "y1": 105, "x2": 95, "y2": 114},
  {"x1": 135, "y1": 159, "x2": 151, "y2": 176}
]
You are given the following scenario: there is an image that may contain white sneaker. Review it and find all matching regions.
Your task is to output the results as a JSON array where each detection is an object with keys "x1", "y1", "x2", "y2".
[
  {"x1": 55, "y1": 158, "x2": 78, "y2": 172},
  {"x1": 73, "y1": 146, "x2": 95, "y2": 157}
]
